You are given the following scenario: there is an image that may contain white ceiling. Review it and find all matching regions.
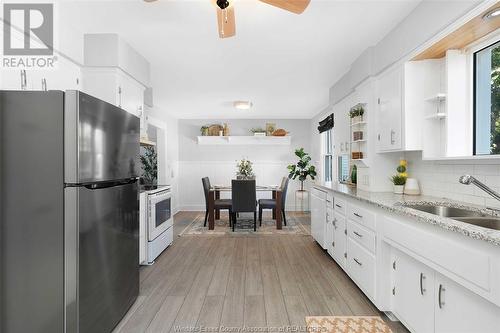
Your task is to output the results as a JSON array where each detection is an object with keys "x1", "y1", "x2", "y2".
[{"x1": 61, "y1": 0, "x2": 420, "y2": 119}]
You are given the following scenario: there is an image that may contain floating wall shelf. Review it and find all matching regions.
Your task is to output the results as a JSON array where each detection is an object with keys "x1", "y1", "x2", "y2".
[{"x1": 196, "y1": 136, "x2": 291, "y2": 145}]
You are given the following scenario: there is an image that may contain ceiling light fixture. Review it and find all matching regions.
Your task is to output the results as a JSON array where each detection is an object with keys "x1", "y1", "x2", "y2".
[
  {"x1": 483, "y1": 8, "x2": 500, "y2": 19},
  {"x1": 233, "y1": 101, "x2": 253, "y2": 110}
]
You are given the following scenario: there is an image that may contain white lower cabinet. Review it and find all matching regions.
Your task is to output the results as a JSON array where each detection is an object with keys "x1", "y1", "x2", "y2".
[
  {"x1": 332, "y1": 213, "x2": 347, "y2": 268},
  {"x1": 325, "y1": 208, "x2": 335, "y2": 256},
  {"x1": 434, "y1": 273, "x2": 500, "y2": 333},
  {"x1": 392, "y1": 247, "x2": 500, "y2": 333},
  {"x1": 311, "y1": 187, "x2": 327, "y2": 248},
  {"x1": 347, "y1": 237, "x2": 376, "y2": 300},
  {"x1": 392, "y1": 247, "x2": 435, "y2": 333}
]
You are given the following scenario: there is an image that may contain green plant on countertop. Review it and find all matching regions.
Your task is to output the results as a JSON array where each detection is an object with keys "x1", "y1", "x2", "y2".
[
  {"x1": 390, "y1": 174, "x2": 407, "y2": 185},
  {"x1": 349, "y1": 105, "x2": 365, "y2": 119},
  {"x1": 140, "y1": 146, "x2": 158, "y2": 184},
  {"x1": 287, "y1": 148, "x2": 317, "y2": 191},
  {"x1": 236, "y1": 158, "x2": 255, "y2": 179}
]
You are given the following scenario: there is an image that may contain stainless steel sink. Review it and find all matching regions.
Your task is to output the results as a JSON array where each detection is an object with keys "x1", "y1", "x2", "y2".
[
  {"x1": 454, "y1": 217, "x2": 500, "y2": 230},
  {"x1": 405, "y1": 204, "x2": 487, "y2": 218}
]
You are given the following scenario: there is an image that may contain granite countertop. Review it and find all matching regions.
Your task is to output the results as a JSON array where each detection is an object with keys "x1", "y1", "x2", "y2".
[{"x1": 313, "y1": 182, "x2": 500, "y2": 247}]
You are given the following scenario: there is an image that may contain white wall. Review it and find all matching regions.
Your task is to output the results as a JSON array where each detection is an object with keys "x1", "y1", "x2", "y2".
[
  {"x1": 177, "y1": 119, "x2": 312, "y2": 211},
  {"x1": 405, "y1": 152, "x2": 500, "y2": 209}
]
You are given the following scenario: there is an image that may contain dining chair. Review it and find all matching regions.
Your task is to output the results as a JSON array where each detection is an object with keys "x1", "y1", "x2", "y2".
[
  {"x1": 231, "y1": 179, "x2": 257, "y2": 232},
  {"x1": 258, "y1": 176, "x2": 289, "y2": 226},
  {"x1": 202, "y1": 177, "x2": 232, "y2": 227}
]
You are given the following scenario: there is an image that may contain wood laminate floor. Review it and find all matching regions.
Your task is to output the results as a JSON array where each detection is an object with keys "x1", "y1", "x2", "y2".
[{"x1": 114, "y1": 212, "x2": 408, "y2": 333}]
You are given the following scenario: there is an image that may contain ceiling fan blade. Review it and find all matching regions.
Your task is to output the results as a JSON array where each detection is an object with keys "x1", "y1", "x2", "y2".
[
  {"x1": 216, "y1": 5, "x2": 236, "y2": 38},
  {"x1": 258, "y1": 0, "x2": 310, "y2": 14}
]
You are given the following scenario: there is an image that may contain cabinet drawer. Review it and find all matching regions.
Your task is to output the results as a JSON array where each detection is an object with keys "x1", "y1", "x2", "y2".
[
  {"x1": 334, "y1": 197, "x2": 346, "y2": 215},
  {"x1": 347, "y1": 220, "x2": 376, "y2": 254},
  {"x1": 347, "y1": 238, "x2": 376, "y2": 299},
  {"x1": 347, "y1": 203, "x2": 376, "y2": 230}
]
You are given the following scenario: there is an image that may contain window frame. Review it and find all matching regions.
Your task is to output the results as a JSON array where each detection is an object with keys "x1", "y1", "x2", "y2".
[
  {"x1": 472, "y1": 38, "x2": 500, "y2": 155},
  {"x1": 321, "y1": 128, "x2": 333, "y2": 182}
]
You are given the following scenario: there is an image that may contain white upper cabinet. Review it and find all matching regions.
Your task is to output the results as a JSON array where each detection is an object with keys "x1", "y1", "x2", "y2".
[
  {"x1": 376, "y1": 66, "x2": 403, "y2": 152},
  {"x1": 375, "y1": 61, "x2": 438, "y2": 153}
]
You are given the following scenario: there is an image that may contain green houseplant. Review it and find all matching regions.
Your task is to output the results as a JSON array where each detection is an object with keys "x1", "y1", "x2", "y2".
[
  {"x1": 140, "y1": 146, "x2": 158, "y2": 185},
  {"x1": 287, "y1": 148, "x2": 317, "y2": 191},
  {"x1": 349, "y1": 105, "x2": 365, "y2": 123},
  {"x1": 391, "y1": 174, "x2": 407, "y2": 194}
]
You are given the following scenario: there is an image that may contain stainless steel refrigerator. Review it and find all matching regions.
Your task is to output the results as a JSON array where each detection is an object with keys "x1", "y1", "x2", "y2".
[{"x1": 0, "y1": 90, "x2": 140, "y2": 333}]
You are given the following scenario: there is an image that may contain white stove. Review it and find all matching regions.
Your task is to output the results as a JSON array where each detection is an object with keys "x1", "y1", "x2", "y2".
[{"x1": 139, "y1": 185, "x2": 173, "y2": 265}]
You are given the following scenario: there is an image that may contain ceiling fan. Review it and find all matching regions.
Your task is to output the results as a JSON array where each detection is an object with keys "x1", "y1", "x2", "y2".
[{"x1": 144, "y1": 0, "x2": 311, "y2": 39}]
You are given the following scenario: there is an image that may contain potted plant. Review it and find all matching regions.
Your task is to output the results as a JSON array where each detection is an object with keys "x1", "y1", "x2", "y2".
[
  {"x1": 349, "y1": 105, "x2": 365, "y2": 123},
  {"x1": 140, "y1": 146, "x2": 158, "y2": 187},
  {"x1": 236, "y1": 158, "x2": 255, "y2": 179},
  {"x1": 391, "y1": 174, "x2": 407, "y2": 194},
  {"x1": 200, "y1": 126, "x2": 209, "y2": 136},
  {"x1": 287, "y1": 148, "x2": 317, "y2": 191},
  {"x1": 251, "y1": 128, "x2": 267, "y2": 137}
]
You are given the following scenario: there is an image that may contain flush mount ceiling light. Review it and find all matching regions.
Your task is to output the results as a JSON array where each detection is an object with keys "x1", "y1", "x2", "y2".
[
  {"x1": 233, "y1": 101, "x2": 253, "y2": 110},
  {"x1": 483, "y1": 7, "x2": 500, "y2": 19}
]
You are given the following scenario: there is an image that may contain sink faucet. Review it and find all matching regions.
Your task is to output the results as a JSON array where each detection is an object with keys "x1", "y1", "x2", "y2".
[{"x1": 459, "y1": 175, "x2": 500, "y2": 202}]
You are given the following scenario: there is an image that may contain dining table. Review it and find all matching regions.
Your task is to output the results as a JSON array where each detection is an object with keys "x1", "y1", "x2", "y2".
[{"x1": 208, "y1": 185, "x2": 283, "y2": 230}]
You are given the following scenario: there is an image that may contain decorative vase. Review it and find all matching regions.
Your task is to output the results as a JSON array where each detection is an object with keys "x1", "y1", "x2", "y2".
[
  {"x1": 295, "y1": 189, "x2": 309, "y2": 212},
  {"x1": 393, "y1": 185, "x2": 404, "y2": 194},
  {"x1": 236, "y1": 175, "x2": 255, "y2": 180}
]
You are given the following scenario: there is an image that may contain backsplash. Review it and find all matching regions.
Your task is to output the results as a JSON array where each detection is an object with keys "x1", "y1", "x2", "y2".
[{"x1": 406, "y1": 152, "x2": 500, "y2": 209}]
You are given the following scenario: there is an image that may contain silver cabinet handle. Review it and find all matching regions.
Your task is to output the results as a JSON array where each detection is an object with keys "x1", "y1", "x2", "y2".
[
  {"x1": 354, "y1": 258, "x2": 362, "y2": 266},
  {"x1": 344, "y1": 229, "x2": 347, "y2": 235},
  {"x1": 390, "y1": 129, "x2": 396, "y2": 145},
  {"x1": 332, "y1": 241, "x2": 335, "y2": 247},
  {"x1": 353, "y1": 231, "x2": 363, "y2": 238},
  {"x1": 353, "y1": 212, "x2": 363, "y2": 218},
  {"x1": 333, "y1": 220, "x2": 337, "y2": 228},
  {"x1": 335, "y1": 204, "x2": 342, "y2": 208},
  {"x1": 41, "y1": 78, "x2": 47, "y2": 91},
  {"x1": 438, "y1": 284, "x2": 445, "y2": 308},
  {"x1": 420, "y1": 273, "x2": 426, "y2": 295}
]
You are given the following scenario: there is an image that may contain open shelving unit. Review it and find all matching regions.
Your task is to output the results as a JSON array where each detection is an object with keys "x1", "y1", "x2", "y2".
[
  {"x1": 196, "y1": 135, "x2": 291, "y2": 145},
  {"x1": 349, "y1": 103, "x2": 368, "y2": 166}
]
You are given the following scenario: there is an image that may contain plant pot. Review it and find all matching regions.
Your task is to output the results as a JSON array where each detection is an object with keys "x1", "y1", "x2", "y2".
[
  {"x1": 352, "y1": 115, "x2": 363, "y2": 123},
  {"x1": 393, "y1": 185, "x2": 404, "y2": 194},
  {"x1": 236, "y1": 175, "x2": 255, "y2": 180}
]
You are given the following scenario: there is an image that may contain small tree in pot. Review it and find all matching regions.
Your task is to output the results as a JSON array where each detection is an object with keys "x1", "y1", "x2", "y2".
[{"x1": 287, "y1": 148, "x2": 317, "y2": 191}]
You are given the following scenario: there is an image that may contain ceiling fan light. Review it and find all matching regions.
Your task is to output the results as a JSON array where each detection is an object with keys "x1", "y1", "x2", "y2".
[
  {"x1": 234, "y1": 101, "x2": 253, "y2": 110},
  {"x1": 484, "y1": 8, "x2": 500, "y2": 19}
]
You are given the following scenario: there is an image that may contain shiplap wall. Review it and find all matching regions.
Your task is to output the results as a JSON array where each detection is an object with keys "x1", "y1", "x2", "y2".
[{"x1": 177, "y1": 119, "x2": 312, "y2": 211}]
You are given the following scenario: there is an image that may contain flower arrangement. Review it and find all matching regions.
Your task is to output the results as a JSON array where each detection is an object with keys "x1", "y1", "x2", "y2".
[{"x1": 236, "y1": 158, "x2": 255, "y2": 179}]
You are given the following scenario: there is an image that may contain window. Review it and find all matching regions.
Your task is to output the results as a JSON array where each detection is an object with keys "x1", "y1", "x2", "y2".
[
  {"x1": 338, "y1": 155, "x2": 349, "y2": 183},
  {"x1": 474, "y1": 40, "x2": 500, "y2": 155},
  {"x1": 322, "y1": 129, "x2": 333, "y2": 182}
]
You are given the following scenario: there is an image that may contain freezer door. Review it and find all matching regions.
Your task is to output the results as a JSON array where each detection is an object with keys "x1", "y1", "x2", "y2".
[
  {"x1": 0, "y1": 91, "x2": 65, "y2": 333},
  {"x1": 76, "y1": 181, "x2": 139, "y2": 333},
  {"x1": 65, "y1": 91, "x2": 140, "y2": 184}
]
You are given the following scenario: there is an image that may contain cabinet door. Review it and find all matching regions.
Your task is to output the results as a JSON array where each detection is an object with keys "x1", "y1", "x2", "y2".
[
  {"x1": 392, "y1": 248, "x2": 435, "y2": 333},
  {"x1": 325, "y1": 209, "x2": 334, "y2": 255},
  {"x1": 117, "y1": 72, "x2": 145, "y2": 117},
  {"x1": 377, "y1": 66, "x2": 402, "y2": 151},
  {"x1": 435, "y1": 273, "x2": 500, "y2": 333},
  {"x1": 310, "y1": 190, "x2": 326, "y2": 247},
  {"x1": 332, "y1": 213, "x2": 347, "y2": 268}
]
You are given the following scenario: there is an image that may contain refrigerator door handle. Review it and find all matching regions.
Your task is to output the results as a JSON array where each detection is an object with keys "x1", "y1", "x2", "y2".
[{"x1": 83, "y1": 178, "x2": 138, "y2": 190}]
